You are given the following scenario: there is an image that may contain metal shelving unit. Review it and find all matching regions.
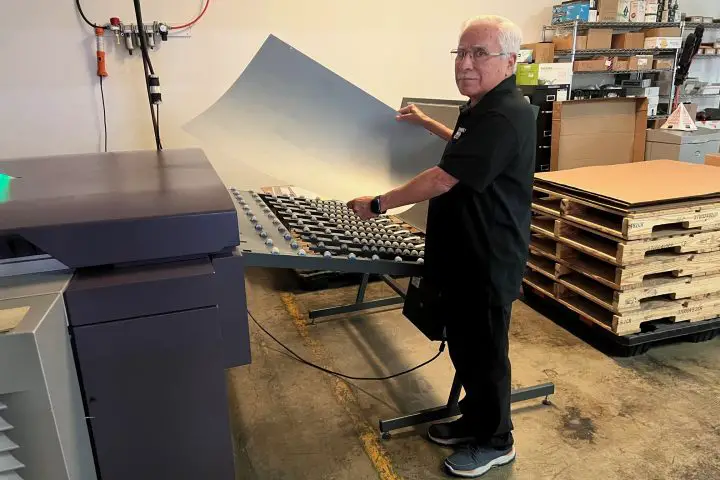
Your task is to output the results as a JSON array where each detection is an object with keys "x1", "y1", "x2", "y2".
[
  {"x1": 542, "y1": 20, "x2": 686, "y2": 107},
  {"x1": 685, "y1": 22, "x2": 720, "y2": 30},
  {"x1": 573, "y1": 68, "x2": 672, "y2": 75},
  {"x1": 555, "y1": 48, "x2": 678, "y2": 57},
  {"x1": 549, "y1": 21, "x2": 680, "y2": 29}
]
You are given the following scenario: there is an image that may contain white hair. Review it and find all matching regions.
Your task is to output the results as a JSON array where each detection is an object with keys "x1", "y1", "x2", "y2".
[{"x1": 461, "y1": 15, "x2": 523, "y2": 54}]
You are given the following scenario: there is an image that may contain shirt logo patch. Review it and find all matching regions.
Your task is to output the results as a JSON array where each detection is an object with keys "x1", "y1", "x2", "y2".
[{"x1": 453, "y1": 127, "x2": 466, "y2": 140}]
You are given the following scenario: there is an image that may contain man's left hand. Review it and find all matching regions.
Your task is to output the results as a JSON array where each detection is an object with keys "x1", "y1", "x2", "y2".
[{"x1": 347, "y1": 196, "x2": 377, "y2": 220}]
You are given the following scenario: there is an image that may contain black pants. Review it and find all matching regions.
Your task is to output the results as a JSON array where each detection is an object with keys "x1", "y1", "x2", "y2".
[{"x1": 445, "y1": 300, "x2": 513, "y2": 450}]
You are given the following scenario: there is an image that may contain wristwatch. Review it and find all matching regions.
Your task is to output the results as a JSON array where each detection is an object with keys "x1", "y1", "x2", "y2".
[{"x1": 370, "y1": 196, "x2": 386, "y2": 215}]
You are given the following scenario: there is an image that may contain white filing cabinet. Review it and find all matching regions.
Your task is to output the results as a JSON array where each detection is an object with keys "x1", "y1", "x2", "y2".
[{"x1": 645, "y1": 129, "x2": 720, "y2": 164}]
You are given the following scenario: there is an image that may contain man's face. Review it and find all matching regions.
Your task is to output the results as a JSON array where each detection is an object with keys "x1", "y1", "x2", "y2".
[{"x1": 454, "y1": 24, "x2": 516, "y2": 101}]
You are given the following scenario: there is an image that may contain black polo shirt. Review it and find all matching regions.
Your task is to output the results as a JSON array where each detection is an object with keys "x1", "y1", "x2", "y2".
[{"x1": 424, "y1": 75, "x2": 536, "y2": 306}]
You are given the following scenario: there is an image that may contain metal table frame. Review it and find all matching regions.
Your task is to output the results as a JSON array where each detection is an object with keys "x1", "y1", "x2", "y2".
[
  {"x1": 379, "y1": 375, "x2": 555, "y2": 439},
  {"x1": 303, "y1": 269, "x2": 556, "y2": 438},
  {"x1": 308, "y1": 274, "x2": 406, "y2": 324}
]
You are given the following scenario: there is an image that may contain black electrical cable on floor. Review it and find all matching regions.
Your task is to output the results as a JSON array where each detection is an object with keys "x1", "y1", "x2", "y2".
[
  {"x1": 133, "y1": 0, "x2": 163, "y2": 150},
  {"x1": 248, "y1": 310, "x2": 446, "y2": 381},
  {"x1": 76, "y1": 0, "x2": 103, "y2": 29},
  {"x1": 100, "y1": 76, "x2": 107, "y2": 153}
]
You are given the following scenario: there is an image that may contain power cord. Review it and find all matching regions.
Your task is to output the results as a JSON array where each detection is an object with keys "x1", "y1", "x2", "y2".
[
  {"x1": 132, "y1": 0, "x2": 163, "y2": 150},
  {"x1": 76, "y1": 0, "x2": 103, "y2": 29},
  {"x1": 99, "y1": 76, "x2": 107, "y2": 152},
  {"x1": 248, "y1": 310, "x2": 446, "y2": 381}
]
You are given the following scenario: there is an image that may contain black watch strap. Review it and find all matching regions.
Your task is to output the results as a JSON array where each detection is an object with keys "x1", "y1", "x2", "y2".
[{"x1": 371, "y1": 196, "x2": 386, "y2": 214}]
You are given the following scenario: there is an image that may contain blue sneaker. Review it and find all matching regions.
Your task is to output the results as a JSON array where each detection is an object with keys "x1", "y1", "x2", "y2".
[{"x1": 444, "y1": 444, "x2": 516, "y2": 478}]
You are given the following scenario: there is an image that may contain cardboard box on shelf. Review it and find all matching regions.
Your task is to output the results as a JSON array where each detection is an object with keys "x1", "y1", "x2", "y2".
[
  {"x1": 521, "y1": 43, "x2": 556, "y2": 63},
  {"x1": 643, "y1": 27, "x2": 682, "y2": 37},
  {"x1": 653, "y1": 58, "x2": 674, "y2": 69},
  {"x1": 587, "y1": 29, "x2": 613, "y2": 49},
  {"x1": 612, "y1": 57, "x2": 630, "y2": 71},
  {"x1": 629, "y1": 55, "x2": 654, "y2": 70},
  {"x1": 644, "y1": 37, "x2": 682, "y2": 49},
  {"x1": 598, "y1": 0, "x2": 631, "y2": 22},
  {"x1": 629, "y1": 0, "x2": 645, "y2": 21},
  {"x1": 574, "y1": 56, "x2": 612, "y2": 72},
  {"x1": 552, "y1": 33, "x2": 587, "y2": 51},
  {"x1": 589, "y1": 9, "x2": 599, "y2": 22},
  {"x1": 646, "y1": 1, "x2": 659, "y2": 15},
  {"x1": 611, "y1": 32, "x2": 646, "y2": 49}
]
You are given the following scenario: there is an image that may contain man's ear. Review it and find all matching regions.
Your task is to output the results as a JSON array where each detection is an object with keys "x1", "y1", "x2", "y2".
[{"x1": 509, "y1": 53, "x2": 518, "y2": 73}]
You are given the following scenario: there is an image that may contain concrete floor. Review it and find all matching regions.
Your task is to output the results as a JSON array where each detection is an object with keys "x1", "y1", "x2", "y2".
[{"x1": 227, "y1": 267, "x2": 720, "y2": 480}]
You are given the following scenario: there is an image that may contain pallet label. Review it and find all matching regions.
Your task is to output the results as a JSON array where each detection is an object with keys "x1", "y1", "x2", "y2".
[
  {"x1": 678, "y1": 306, "x2": 703, "y2": 316},
  {"x1": 693, "y1": 212, "x2": 719, "y2": 221}
]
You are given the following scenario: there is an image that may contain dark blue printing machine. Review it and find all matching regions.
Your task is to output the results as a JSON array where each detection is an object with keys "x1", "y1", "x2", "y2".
[{"x1": 0, "y1": 148, "x2": 249, "y2": 480}]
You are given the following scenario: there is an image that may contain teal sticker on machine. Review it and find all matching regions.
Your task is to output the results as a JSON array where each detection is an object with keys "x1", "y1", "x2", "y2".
[{"x1": 0, "y1": 173, "x2": 14, "y2": 203}]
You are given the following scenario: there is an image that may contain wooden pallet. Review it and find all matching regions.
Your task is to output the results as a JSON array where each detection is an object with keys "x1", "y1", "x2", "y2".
[
  {"x1": 531, "y1": 212, "x2": 720, "y2": 265},
  {"x1": 528, "y1": 249, "x2": 720, "y2": 313},
  {"x1": 533, "y1": 186, "x2": 720, "y2": 241},
  {"x1": 523, "y1": 270, "x2": 720, "y2": 335},
  {"x1": 530, "y1": 230, "x2": 720, "y2": 291}
]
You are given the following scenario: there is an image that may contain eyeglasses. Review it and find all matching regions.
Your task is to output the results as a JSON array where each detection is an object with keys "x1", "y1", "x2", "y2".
[{"x1": 451, "y1": 47, "x2": 511, "y2": 62}]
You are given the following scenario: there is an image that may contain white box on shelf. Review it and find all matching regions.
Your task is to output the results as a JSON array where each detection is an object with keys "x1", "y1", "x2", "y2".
[
  {"x1": 629, "y1": 0, "x2": 645, "y2": 22},
  {"x1": 626, "y1": 86, "x2": 661, "y2": 97},
  {"x1": 538, "y1": 63, "x2": 573, "y2": 85},
  {"x1": 644, "y1": 37, "x2": 682, "y2": 49}
]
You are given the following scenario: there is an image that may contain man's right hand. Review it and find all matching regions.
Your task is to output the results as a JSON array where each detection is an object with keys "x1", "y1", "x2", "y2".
[{"x1": 396, "y1": 104, "x2": 431, "y2": 127}]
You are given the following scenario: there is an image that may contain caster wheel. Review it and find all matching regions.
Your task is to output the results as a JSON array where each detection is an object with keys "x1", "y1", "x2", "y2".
[
  {"x1": 381, "y1": 432, "x2": 391, "y2": 440},
  {"x1": 542, "y1": 396, "x2": 552, "y2": 406}
]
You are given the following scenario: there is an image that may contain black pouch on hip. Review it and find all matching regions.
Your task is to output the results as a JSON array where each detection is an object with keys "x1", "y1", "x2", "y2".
[{"x1": 402, "y1": 276, "x2": 446, "y2": 341}]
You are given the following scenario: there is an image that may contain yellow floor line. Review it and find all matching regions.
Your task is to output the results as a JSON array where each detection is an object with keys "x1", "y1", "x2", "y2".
[{"x1": 280, "y1": 293, "x2": 403, "y2": 480}]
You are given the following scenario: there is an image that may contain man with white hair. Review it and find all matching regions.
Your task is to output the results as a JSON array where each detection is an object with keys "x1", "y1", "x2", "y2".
[{"x1": 348, "y1": 15, "x2": 535, "y2": 477}]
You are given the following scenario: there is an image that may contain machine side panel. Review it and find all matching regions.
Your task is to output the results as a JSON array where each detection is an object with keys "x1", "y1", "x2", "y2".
[
  {"x1": 34, "y1": 295, "x2": 97, "y2": 480},
  {"x1": 19, "y1": 212, "x2": 238, "y2": 269},
  {"x1": 0, "y1": 295, "x2": 76, "y2": 480},
  {"x1": 72, "y1": 307, "x2": 234, "y2": 480},
  {"x1": 212, "y1": 252, "x2": 251, "y2": 368},
  {"x1": 64, "y1": 258, "x2": 217, "y2": 327}
]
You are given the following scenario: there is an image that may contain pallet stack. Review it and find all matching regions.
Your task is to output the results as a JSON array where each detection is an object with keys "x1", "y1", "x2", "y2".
[{"x1": 523, "y1": 161, "x2": 720, "y2": 337}]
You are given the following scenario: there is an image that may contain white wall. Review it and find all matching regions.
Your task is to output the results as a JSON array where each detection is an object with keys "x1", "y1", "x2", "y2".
[
  {"x1": 1, "y1": 1, "x2": 717, "y2": 169},
  {"x1": 680, "y1": 0, "x2": 720, "y2": 17},
  {"x1": 0, "y1": 0, "x2": 556, "y2": 166}
]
